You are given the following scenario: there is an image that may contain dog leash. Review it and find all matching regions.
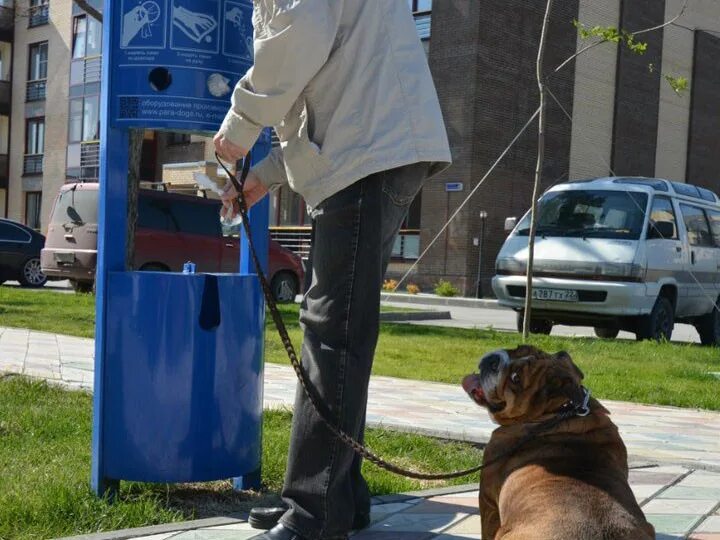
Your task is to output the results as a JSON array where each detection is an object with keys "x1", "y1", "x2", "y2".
[{"x1": 216, "y1": 152, "x2": 591, "y2": 481}]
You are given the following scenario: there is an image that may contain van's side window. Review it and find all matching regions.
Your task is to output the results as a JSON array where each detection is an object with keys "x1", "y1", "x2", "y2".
[
  {"x1": 706, "y1": 210, "x2": 720, "y2": 247},
  {"x1": 679, "y1": 204, "x2": 714, "y2": 247},
  {"x1": 648, "y1": 197, "x2": 678, "y2": 239}
]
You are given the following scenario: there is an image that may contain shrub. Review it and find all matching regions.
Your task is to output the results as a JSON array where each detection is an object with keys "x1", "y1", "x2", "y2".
[
  {"x1": 434, "y1": 279, "x2": 459, "y2": 297},
  {"x1": 406, "y1": 283, "x2": 421, "y2": 295},
  {"x1": 382, "y1": 279, "x2": 398, "y2": 292}
]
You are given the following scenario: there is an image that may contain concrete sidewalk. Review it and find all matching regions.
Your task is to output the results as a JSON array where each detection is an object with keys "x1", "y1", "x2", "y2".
[
  {"x1": 2, "y1": 326, "x2": 719, "y2": 469},
  {"x1": 62, "y1": 466, "x2": 720, "y2": 540}
]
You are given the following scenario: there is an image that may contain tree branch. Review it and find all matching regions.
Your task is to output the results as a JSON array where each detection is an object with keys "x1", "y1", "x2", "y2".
[
  {"x1": 73, "y1": 0, "x2": 102, "y2": 22},
  {"x1": 553, "y1": 0, "x2": 689, "y2": 75}
]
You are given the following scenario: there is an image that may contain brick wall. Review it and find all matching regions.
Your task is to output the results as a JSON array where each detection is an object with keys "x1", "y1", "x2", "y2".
[{"x1": 419, "y1": 0, "x2": 579, "y2": 296}]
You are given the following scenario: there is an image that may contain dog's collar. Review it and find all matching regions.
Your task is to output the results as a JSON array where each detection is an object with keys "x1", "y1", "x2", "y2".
[{"x1": 557, "y1": 386, "x2": 591, "y2": 418}]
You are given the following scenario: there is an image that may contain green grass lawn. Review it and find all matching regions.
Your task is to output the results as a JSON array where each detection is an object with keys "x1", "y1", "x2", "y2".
[
  {"x1": 0, "y1": 376, "x2": 482, "y2": 540},
  {"x1": 2, "y1": 286, "x2": 720, "y2": 410}
]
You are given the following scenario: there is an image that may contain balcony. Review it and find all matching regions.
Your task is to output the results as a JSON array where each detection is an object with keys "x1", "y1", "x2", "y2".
[
  {"x1": 270, "y1": 226, "x2": 311, "y2": 260},
  {"x1": 26, "y1": 79, "x2": 46, "y2": 102},
  {"x1": 414, "y1": 11, "x2": 431, "y2": 40},
  {"x1": 80, "y1": 140, "x2": 100, "y2": 181},
  {"x1": 392, "y1": 229, "x2": 420, "y2": 260},
  {"x1": 0, "y1": 153, "x2": 7, "y2": 189},
  {"x1": 28, "y1": 3, "x2": 49, "y2": 27},
  {"x1": 0, "y1": 5, "x2": 14, "y2": 42},
  {"x1": 0, "y1": 79, "x2": 9, "y2": 115},
  {"x1": 23, "y1": 153, "x2": 43, "y2": 175}
]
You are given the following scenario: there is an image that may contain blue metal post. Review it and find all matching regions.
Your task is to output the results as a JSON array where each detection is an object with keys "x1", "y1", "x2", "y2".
[
  {"x1": 92, "y1": 0, "x2": 126, "y2": 497},
  {"x1": 234, "y1": 134, "x2": 270, "y2": 491}
]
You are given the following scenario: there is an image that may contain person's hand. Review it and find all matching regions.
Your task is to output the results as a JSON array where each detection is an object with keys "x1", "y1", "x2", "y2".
[
  {"x1": 220, "y1": 170, "x2": 268, "y2": 222},
  {"x1": 121, "y1": 5, "x2": 149, "y2": 47},
  {"x1": 214, "y1": 133, "x2": 248, "y2": 163}
]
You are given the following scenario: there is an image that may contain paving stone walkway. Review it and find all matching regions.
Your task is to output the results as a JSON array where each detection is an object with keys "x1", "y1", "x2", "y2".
[
  {"x1": 66, "y1": 466, "x2": 720, "y2": 540},
  {"x1": 2, "y1": 327, "x2": 720, "y2": 539}
]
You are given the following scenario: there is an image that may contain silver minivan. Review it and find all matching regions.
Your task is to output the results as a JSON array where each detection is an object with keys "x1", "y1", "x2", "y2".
[{"x1": 493, "y1": 177, "x2": 720, "y2": 345}]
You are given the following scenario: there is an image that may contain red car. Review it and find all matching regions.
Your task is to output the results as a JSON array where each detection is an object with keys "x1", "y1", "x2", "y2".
[{"x1": 41, "y1": 183, "x2": 304, "y2": 302}]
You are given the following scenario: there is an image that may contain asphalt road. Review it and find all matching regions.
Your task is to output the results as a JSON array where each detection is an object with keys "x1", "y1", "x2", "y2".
[{"x1": 382, "y1": 300, "x2": 701, "y2": 344}]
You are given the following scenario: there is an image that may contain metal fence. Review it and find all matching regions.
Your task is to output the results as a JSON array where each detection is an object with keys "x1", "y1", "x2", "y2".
[
  {"x1": 270, "y1": 227, "x2": 421, "y2": 261},
  {"x1": 26, "y1": 80, "x2": 46, "y2": 102}
]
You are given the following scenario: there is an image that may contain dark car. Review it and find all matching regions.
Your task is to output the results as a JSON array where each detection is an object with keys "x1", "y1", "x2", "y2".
[
  {"x1": 0, "y1": 218, "x2": 47, "y2": 288},
  {"x1": 41, "y1": 183, "x2": 304, "y2": 302}
]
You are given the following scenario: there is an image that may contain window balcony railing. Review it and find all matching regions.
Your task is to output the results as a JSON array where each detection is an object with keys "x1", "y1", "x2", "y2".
[
  {"x1": 23, "y1": 153, "x2": 43, "y2": 175},
  {"x1": 26, "y1": 79, "x2": 46, "y2": 101},
  {"x1": 28, "y1": 3, "x2": 49, "y2": 27},
  {"x1": 270, "y1": 226, "x2": 312, "y2": 260},
  {"x1": 84, "y1": 55, "x2": 101, "y2": 83},
  {"x1": 392, "y1": 229, "x2": 420, "y2": 260},
  {"x1": 269, "y1": 227, "x2": 421, "y2": 261},
  {"x1": 413, "y1": 11, "x2": 431, "y2": 40},
  {"x1": 80, "y1": 140, "x2": 100, "y2": 181}
]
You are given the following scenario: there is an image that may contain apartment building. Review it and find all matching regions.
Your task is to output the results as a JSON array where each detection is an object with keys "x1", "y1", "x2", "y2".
[
  {"x1": 1, "y1": 0, "x2": 211, "y2": 229},
  {"x1": 419, "y1": 0, "x2": 720, "y2": 296},
  {"x1": 3, "y1": 0, "x2": 718, "y2": 299},
  {"x1": 0, "y1": 0, "x2": 14, "y2": 220}
]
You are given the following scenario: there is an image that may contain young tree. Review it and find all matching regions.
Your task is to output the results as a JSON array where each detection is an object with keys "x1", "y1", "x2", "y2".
[{"x1": 522, "y1": 0, "x2": 691, "y2": 339}]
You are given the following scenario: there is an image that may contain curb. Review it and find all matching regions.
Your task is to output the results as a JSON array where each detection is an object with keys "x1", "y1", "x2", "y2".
[
  {"x1": 379, "y1": 310, "x2": 452, "y2": 322},
  {"x1": 381, "y1": 292, "x2": 505, "y2": 310},
  {"x1": 55, "y1": 484, "x2": 480, "y2": 540},
  {"x1": 56, "y1": 517, "x2": 246, "y2": 540}
]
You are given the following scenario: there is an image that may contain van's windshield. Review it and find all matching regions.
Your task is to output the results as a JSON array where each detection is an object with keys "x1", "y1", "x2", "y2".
[
  {"x1": 516, "y1": 190, "x2": 648, "y2": 240},
  {"x1": 51, "y1": 188, "x2": 98, "y2": 226}
]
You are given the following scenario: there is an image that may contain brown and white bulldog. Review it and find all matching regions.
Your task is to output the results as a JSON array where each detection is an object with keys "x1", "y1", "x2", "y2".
[{"x1": 462, "y1": 345, "x2": 655, "y2": 540}]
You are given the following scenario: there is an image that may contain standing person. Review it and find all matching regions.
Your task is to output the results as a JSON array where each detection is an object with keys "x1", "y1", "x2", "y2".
[{"x1": 214, "y1": 2, "x2": 451, "y2": 539}]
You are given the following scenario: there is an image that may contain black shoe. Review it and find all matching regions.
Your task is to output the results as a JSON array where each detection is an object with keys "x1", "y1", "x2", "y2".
[
  {"x1": 252, "y1": 524, "x2": 309, "y2": 540},
  {"x1": 249, "y1": 506, "x2": 371, "y2": 531}
]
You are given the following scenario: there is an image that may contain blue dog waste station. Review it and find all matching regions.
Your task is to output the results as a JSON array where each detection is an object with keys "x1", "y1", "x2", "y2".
[{"x1": 92, "y1": 0, "x2": 270, "y2": 496}]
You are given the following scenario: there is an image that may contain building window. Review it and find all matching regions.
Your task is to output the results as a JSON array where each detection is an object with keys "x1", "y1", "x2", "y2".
[
  {"x1": 408, "y1": 0, "x2": 432, "y2": 13},
  {"x1": 68, "y1": 95, "x2": 100, "y2": 142},
  {"x1": 68, "y1": 14, "x2": 102, "y2": 181},
  {"x1": 28, "y1": 0, "x2": 49, "y2": 27},
  {"x1": 72, "y1": 14, "x2": 101, "y2": 59},
  {"x1": 25, "y1": 192, "x2": 42, "y2": 229},
  {"x1": 27, "y1": 41, "x2": 48, "y2": 101},
  {"x1": 167, "y1": 132, "x2": 191, "y2": 145},
  {"x1": 24, "y1": 117, "x2": 44, "y2": 175}
]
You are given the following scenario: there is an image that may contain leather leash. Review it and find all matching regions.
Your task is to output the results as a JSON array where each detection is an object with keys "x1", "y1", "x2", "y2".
[{"x1": 215, "y1": 151, "x2": 591, "y2": 481}]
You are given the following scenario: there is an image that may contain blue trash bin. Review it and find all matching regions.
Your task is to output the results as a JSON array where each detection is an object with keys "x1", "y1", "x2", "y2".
[{"x1": 98, "y1": 271, "x2": 264, "y2": 484}]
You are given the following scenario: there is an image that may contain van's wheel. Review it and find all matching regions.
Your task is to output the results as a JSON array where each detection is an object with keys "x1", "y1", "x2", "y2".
[
  {"x1": 271, "y1": 271, "x2": 298, "y2": 304},
  {"x1": 19, "y1": 258, "x2": 47, "y2": 288},
  {"x1": 594, "y1": 326, "x2": 620, "y2": 339},
  {"x1": 636, "y1": 296, "x2": 674, "y2": 342},
  {"x1": 695, "y1": 300, "x2": 720, "y2": 346},
  {"x1": 70, "y1": 280, "x2": 93, "y2": 294},
  {"x1": 516, "y1": 312, "x2": 552, "y2": 335}
]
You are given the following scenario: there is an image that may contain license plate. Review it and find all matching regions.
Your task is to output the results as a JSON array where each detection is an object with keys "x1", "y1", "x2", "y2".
[
  {"x1": 54, "y1": 252, "x2": 75, "y2": 264},
  {"x1": 532, "y1": 288, "x2": 578, "y2": 302}
]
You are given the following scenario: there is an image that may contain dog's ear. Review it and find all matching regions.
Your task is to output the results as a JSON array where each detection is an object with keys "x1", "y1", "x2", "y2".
[
  {"x1": 556, "y1": 350, "x2": 584, "y2": 381},
  {"x1": 552, "y1": 351, "x2": 585, "y2": 406}
]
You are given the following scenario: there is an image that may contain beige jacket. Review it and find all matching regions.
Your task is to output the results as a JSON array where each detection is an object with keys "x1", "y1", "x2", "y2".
[{"x1": 217, "y1": 0, "x2": 451, "y2": 208}]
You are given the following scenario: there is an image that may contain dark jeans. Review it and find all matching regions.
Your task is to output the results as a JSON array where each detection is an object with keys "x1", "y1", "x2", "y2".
[{"x1": 279, "y1": 163, "x2": 427, "y2": 540}]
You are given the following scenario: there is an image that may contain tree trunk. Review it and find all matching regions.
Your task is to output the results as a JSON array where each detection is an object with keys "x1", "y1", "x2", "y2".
[{"x1": 522, "y1": 0, "x2": 554, "y2": 340}]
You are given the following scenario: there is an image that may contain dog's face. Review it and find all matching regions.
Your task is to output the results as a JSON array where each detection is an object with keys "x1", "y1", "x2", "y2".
[{"x1": 462, "y1": 345, "x2": 585, "y2": 425}]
